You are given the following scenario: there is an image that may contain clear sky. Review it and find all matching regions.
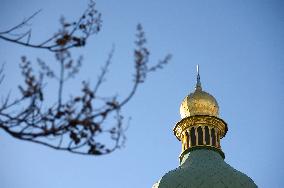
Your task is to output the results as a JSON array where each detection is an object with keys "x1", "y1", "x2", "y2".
[{"x1": 0, "y1": 0, "x2": 284, "y2": 188}]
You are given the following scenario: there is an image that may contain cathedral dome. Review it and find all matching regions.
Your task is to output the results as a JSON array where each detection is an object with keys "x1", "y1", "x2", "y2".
[
  {"x1": 153, "y1": 149, "x2": 257, "y2": 188},
  {"x1": 152, "y1": 66, "x2": 257, "y2": 188},
  {"x1": 180, "y1": 67, "x2": 219, "y2": 119},
  {"x1": 180, "y1": 87, "x2": 219, "y2": 118}
]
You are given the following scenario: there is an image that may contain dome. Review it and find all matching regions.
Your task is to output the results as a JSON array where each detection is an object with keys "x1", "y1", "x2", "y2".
[
  {"x1": 153, "y1": 66, "x2": 257, "y2": 188},
  {"x1": 180, "y1": 87, "x2": 219, "y2": 118},
  {"x1": 153, "y1": 149, "x2": 257, "y2": 188}
]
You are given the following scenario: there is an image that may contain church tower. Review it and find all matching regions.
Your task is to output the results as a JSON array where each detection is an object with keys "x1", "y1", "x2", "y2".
[{"x1": 152, "y1": 66, "x2": 257, "y2": 188}]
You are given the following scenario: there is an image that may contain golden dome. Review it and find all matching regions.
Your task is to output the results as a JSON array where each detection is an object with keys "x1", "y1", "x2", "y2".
[{"x1": 180, "y1": 66, "x2": 219, "y2": 118}]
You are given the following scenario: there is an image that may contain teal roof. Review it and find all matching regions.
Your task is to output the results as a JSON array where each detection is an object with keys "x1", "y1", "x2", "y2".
[{"x1": 153, "y1": 149, "x2": 257, "y2": 188}]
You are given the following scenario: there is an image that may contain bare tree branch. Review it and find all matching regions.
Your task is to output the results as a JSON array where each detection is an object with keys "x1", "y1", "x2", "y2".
[
  {"x1": 0, "y1": 1, "x2": 170, "y2": 156},
  {"x1": 0, "y1": 10, "x2": 41, "y2": 35},
  {"x1": 93, "y1": 45, "x2": 115, "y2": 94},
  {"x1": 0, "y1": 1, "x2": 101, "y2": 52}
]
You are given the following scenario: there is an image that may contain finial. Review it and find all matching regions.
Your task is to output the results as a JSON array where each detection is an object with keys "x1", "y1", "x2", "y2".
[{"x1": 196, "y1": 64, "x2": 202, "y2": 90}]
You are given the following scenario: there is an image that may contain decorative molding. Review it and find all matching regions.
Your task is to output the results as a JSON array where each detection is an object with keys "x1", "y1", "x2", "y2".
[{"x1": 174, "y1": 115, "x2": 227, "y2": 141}]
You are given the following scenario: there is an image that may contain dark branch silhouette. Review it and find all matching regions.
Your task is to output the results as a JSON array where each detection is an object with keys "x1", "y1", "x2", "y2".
[
  {"x1": 0, "y1": 1, "x2": 171, "y2": 155},
  {"x1": 0, "y1": 1, "x2": 101, "y2": 52}
]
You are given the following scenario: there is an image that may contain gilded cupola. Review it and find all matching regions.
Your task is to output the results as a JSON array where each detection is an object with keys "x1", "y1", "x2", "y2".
[
  {"x1": 152, "y1": 65, "x2": 257, "y2": 188},
  {"x1": 180, "y1": 66, "x2": 219, "y2": 118},
  {"x1": 174, "y1": 65, "x2": 227, "y2": 160}
]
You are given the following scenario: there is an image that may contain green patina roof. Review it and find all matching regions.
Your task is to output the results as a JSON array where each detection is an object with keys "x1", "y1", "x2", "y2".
[{"x1": 153, "y1": 149, "x2": 257, "y2": 188}]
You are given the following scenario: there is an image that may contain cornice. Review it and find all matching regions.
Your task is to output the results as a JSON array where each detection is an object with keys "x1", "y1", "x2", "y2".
[{"x1": 173, "y1": 115, "x2": 228, "y2": 141}]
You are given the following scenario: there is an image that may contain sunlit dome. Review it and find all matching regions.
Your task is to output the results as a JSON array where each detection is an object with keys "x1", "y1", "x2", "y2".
[
  {"x1": 180, "y1": 66, "x2": 219, "y2": 118},
  {"x1": 180, "y1": 88, "x2": 219, "y2": 118},
  {"x1": 153, "y1": 65, "x2": 257, "y2": 188}
]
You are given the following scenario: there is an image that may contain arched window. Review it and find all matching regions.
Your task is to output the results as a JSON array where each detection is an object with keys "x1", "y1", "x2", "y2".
[
  {"x1": 190, "y1": 127, "x2": 196, "y2": 146},
  {"x1": 211, "y1": 128, "x2": 216, "y2": 147},
  {"x1": 204, "y1": 126, "x2": 210, "y2": 145},
  {"x1": 197, "y1": 126, "x2": 203, "y2": 145}
]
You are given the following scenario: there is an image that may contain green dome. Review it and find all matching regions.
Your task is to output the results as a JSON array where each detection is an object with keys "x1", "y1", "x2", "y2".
[{"x1": 153, "y1": 149, "x2": 257, "y2": 188}]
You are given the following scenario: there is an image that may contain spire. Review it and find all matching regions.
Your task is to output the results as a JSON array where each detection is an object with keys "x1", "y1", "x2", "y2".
[{"x1": 196, "y1": 64, "x2": 202, "y2": 91}]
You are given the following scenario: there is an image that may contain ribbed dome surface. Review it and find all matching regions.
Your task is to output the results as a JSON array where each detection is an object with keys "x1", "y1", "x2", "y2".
[{"x1": 153, "y1": 149, "x2": 257, "y2": 188}]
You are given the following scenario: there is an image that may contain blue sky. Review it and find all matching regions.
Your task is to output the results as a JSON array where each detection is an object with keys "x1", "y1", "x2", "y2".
[{"x1": 0, "y1": 0, "x2": 284, "y2": 187}]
